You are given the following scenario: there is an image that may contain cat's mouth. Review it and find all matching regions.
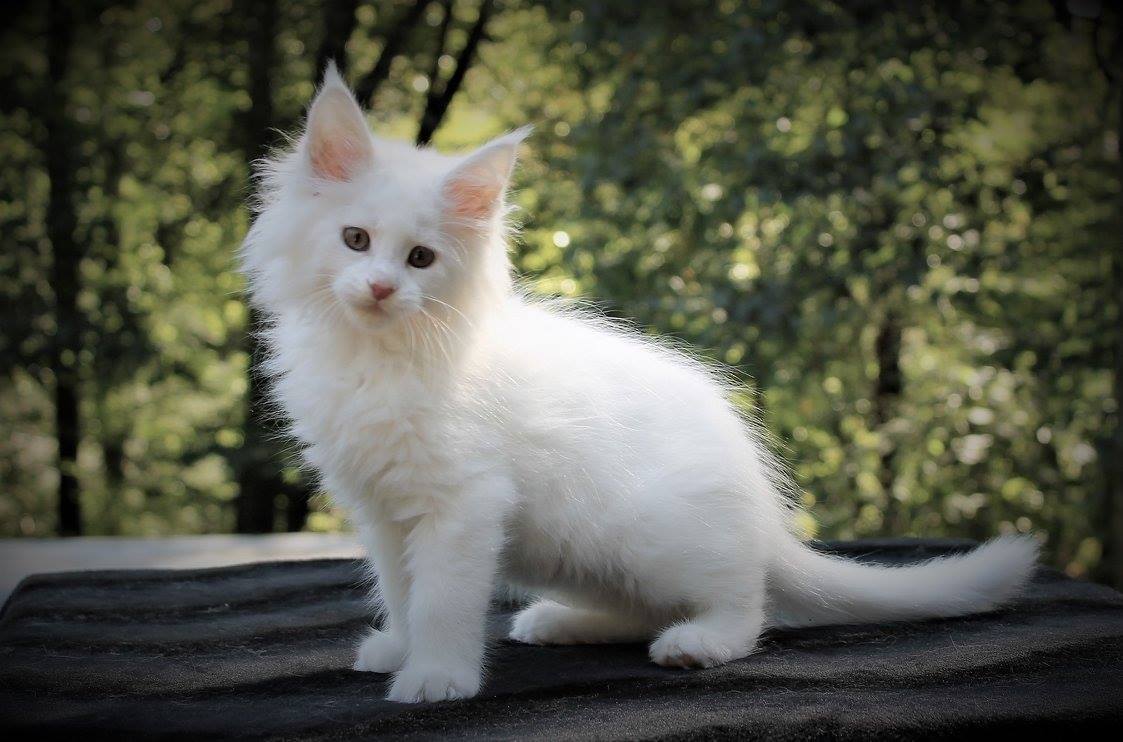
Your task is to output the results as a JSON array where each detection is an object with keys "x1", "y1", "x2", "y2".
[
  {"x1": 355, "y1": 301, "x2": 389, "y2": 319},
  {"x1": 350, "y1": 300, "x2": 413, "y2": 326},
  {"x1": 340, "y1": 302, "x2": 397, "y2": 333}
]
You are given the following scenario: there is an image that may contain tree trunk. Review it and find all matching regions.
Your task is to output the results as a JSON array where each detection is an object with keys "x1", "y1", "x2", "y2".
[
  {"x1": 236, "y1": 0, "x2": 283, "y2": 534},
  {"x1": 284, "y1": 480, "x2": 310, "y2": 533},
  {"x1": 873, "y1": 311, "x2": 903, "y2": 534},
  {"x1": 45, "y1": 0, "x2": 82, "y2": 536},
  {"x1": 1108, "y1": 63, "x2": 1123, "y2": 588}
]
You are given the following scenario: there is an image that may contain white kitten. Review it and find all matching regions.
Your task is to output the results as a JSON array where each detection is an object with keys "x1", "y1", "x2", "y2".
[{"x1": 240, "y1": 65, "x2": 1039, "y2": 703}]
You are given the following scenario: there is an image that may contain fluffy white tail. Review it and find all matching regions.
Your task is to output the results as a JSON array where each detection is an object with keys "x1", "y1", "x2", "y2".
[{"x1": 768, "y1": 535, "x2": 1039, "y2": 629}]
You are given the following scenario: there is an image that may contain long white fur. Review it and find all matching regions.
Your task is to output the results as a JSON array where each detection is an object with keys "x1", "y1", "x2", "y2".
[{"x1": 240, "y1": 65, "x2": 1039, "y2": 703}]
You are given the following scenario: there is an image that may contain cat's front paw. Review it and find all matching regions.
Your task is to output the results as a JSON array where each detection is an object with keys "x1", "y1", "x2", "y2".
[
  {"x1": 353, "y1": 629, "x2": 407, "y2": 673},
  {"x1": 386, "y1": 663, "x2": 480, "y2": 703}
]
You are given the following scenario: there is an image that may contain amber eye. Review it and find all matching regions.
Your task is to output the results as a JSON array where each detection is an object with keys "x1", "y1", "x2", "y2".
[
  {"x1": 342, "y1": 226, "x2": 369, "y2": 252},
  {"x1": 407, "y1": 245, "x2": 436, "y2": 268}
]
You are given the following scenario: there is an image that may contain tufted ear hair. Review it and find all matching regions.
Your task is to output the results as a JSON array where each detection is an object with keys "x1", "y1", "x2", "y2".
[
  {"x1": 441, "y1": 126, "x2": 532, "y2": 222},
  {"x1": 302, "y1": 61, "x2": 375, "y2": 182}
]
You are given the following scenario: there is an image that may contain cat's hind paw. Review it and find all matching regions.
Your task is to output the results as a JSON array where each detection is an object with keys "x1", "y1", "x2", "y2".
[
  {"x1": 649, "y1": 623, "x2": 734, "y2": 669},
  {"x1": 508, "y1": 600, "x2": 581, "y2": 645},
  {"x1": 353, "y1": 629, "x2": 407, "y2": 673},
  {"x1": 510, "y1": 599, "x2": 653, "y2": 645}
]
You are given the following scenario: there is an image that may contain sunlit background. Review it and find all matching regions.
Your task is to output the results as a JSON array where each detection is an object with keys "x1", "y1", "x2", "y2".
[{"x1": 1, "y1": 0, "x2": 1120, "y2": 585}]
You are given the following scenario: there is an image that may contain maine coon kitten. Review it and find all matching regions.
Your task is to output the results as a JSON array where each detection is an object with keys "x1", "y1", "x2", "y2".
[{"x1": 240, "y1": 65, "x2": 1038, "y2": 703}]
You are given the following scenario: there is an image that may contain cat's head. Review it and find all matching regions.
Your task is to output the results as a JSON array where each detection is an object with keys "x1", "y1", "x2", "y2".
[{"x1": 241, "y1": 63, "x2": 526, "y2": 341}]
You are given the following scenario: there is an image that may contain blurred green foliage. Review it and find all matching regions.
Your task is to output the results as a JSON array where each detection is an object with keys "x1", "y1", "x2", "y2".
[{"x1": 0, "y1": 1, "x2": 1119, "y2": 580}]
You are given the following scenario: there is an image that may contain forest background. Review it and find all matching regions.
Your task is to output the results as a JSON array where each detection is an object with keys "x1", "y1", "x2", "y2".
[{"x1": 2, "y1": 0, "x2": 1122, "y2": 586}]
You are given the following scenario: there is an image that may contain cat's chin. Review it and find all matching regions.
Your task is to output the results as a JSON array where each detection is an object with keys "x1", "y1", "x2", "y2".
[{"x1": 340, "y1": 302, "x2": 417, "y2": 338}]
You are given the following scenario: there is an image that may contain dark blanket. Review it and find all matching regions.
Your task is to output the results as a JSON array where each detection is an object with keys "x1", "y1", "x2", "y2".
[{"x1": 1, "y1": 539, "x2": 1121, "y2": 739}]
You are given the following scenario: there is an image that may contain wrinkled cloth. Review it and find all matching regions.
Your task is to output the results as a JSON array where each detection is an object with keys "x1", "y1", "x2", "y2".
[{"x1": 1, "y1": 539, "x2": 1120, "y2": 739}]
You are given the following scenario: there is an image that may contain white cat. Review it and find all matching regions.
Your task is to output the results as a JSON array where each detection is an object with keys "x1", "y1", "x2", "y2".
[{"x1": 240, "y1": 65, "x2": 1039, "y2": 703}]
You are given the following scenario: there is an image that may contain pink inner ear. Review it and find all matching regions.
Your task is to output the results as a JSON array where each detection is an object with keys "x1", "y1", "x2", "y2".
[
  {"x1": 309, "y1": 137, "x2": 361, "y2": 181},
  {"x1": 446, "y1": 179, "x2": 501, "y2": 219}
]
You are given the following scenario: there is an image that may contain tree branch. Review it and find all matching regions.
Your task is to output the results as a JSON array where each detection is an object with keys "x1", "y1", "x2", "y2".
[
  {"x1": 354, "y1": 0, "x2": 430, "y2": 106},
  {"x1": 416, "y1": 0, "x2": 492, "y2": 145},
  {"x1": 159, "y1": 32, "x2": 191, "y2": 85},
  {"x1": 314, "y1": 0, "x2": 361, "y2": 78},
  {"x1": 422, "y1": 0, "x2": 454, "y2": 105},
  {"x1": 1093, "y1": 13, "x2": 1118, "y2": 84}
]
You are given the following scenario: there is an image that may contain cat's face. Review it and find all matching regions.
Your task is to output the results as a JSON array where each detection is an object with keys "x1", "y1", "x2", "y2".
[
  {"x1": 245, "y1": 64, "x2": 524, "y2": 338},
  {"x1": 302, "y1": 158, "x2": 467, "y2": 331}
]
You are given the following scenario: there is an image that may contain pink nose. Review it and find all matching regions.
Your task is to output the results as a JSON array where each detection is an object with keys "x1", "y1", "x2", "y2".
[{"x1": 369, "y1": 282, "x2": 396, "y2": 301}]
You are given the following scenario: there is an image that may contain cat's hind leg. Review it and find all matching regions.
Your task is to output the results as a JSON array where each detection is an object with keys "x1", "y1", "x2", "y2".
[
  {"x1": 648, "y1": 591, "x2": 766, "y2": 669},
  {"x1": 509, "y1": 599, "x2": 653, "y2": 645}
]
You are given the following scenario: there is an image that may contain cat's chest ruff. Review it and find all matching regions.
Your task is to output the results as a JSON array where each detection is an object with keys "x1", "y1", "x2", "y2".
[{"x1": 295, "y1": 362, "x2": 466, "y2": 489}]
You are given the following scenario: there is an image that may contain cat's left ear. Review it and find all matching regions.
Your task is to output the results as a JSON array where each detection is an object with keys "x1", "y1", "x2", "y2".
[{"x1": 442, "y1": 126, "x2": 532, "y2": 222}]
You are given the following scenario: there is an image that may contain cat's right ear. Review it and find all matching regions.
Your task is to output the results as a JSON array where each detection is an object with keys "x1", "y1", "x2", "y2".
[{"x1": 301, "y1": 61, "x2": 375, "y2": 182}]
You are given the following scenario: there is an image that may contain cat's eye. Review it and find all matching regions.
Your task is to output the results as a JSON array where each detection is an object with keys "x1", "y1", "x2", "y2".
[
  {"x1": 407, "y1": 245, "x2": 436, "y2": 268},
  {"x1": 342, "y1": 226, "x2": 370, "y2": 252}
]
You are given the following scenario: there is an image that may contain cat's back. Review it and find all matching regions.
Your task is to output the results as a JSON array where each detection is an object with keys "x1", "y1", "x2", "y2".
[
  {"x1": 488, "y1": 295, "x2": 729, "y2": 405},
  {"x1": 478, "y1": 295, "x2": 746, "y2": 471}
]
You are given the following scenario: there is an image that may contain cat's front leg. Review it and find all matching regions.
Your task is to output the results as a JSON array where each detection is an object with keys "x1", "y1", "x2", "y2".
[
  {"x1": 386, "y1": 477, "x2": 512, "y2": 703},
  {"x1": 353, "y1": 518, "x2": 410, "y2": 673}
]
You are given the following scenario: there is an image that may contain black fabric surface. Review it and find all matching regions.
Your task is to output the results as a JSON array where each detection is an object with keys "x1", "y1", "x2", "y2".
[{"x1": 1, "y1": 539, "x2": 1121, "y2": 739}]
